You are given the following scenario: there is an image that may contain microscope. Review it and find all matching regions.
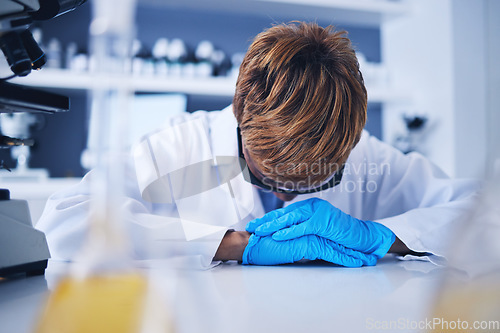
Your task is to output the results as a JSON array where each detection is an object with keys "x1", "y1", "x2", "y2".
[{"x1": 0, "y1": 0, "x2": 86, "y2": 277}]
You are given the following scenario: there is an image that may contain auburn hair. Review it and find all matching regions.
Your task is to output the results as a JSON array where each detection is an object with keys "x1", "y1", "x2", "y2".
[{"x1": 233, "y1": 21, "x2": 367, "y2": 187}]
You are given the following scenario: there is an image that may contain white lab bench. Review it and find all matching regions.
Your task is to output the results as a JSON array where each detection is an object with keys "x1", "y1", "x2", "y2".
[{"x1": 0, "y1": 256, "x2": 444, "y2": 333}]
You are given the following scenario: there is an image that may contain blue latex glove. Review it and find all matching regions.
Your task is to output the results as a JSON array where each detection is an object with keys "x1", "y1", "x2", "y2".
[
  {"x1": 246, "y1": 198, "x2": 396, "y2": 259},
  {"x1": 242, "y1": 234, "x2": 377, "y2": 267}
]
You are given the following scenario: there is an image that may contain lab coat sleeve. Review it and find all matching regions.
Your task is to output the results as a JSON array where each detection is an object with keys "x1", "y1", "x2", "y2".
[
  {"x1": 38, "y1": 110, "x2": 249, "y2": 270},
  {"x1": 36, "y1": 164, "x2": 229, "y2": 270},
  {"x1": 357, "y1": 133, "x2": 481, "y2": 263}
]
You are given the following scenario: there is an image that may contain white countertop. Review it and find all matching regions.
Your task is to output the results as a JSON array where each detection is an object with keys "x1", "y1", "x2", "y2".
[{"x1": 0, "y1": 256, "x2": 445, "y2": 333}]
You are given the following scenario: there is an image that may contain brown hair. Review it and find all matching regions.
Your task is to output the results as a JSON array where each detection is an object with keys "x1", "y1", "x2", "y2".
[{"x1": 233, "y1": 21, "x2": 367, "y2": 188}]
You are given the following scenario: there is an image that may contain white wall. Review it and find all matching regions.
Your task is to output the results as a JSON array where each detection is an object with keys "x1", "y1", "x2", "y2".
[
  {"x1": 486, "y1": 0, "x2": 500, "y2": 176},
  {"x1": 381, "y1": 0, "x2": 495, "y2": 178},
  {"x1": 382, "y1": 0, "x2": 456, "y2": 176},
  {"x1": 452, "y1": 0, "x2": 487, "y2": 179}
]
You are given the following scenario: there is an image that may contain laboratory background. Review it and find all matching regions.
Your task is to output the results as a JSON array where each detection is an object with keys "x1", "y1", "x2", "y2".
[
  {"x1": 1, "y1": 0, "x2": 499, "y2": 212},
  {"x1": 0, "y1": 0, "x2": 499, "y2": 332}
]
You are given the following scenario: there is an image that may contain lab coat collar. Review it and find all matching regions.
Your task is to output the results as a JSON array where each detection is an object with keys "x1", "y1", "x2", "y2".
[
  {"x1": 208, "y1": 105, "x2": 266, "y2": 223},
  {"x1": 209, "y1": 104, "x2": 239, "y2": 158}
]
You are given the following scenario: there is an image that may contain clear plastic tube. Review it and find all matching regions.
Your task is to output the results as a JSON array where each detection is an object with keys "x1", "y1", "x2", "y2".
[{"x1": 74, "y1": 0, "x2": 137, "y2": 277}]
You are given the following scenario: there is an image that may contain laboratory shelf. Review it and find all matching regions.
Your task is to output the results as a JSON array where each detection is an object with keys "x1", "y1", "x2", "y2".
[
  {"x1": 8, "y1": 0, "x2": 414, "y2": 102},
  {"x1": 11, "y1": 68, "x2": 411, "y2": 103},
  {"x1": 138, "y1": 0, "x2": 411, "y2": 27},
  {"x1": 12, "y1": 69, "x2": 238, "y2": 97}
]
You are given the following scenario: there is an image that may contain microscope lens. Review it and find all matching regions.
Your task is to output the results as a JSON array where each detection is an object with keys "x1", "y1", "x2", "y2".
[
  {"x1": 0, "y1": 31, "x2": 32, "y2": 77},
  {"x1": 20, "y1": 29, "x2": 47, "y2": 70}
]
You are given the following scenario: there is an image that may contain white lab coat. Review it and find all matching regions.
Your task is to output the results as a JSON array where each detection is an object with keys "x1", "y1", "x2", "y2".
[{"x1": 37, "y1": 105, "x2": 479, "y2": 269}]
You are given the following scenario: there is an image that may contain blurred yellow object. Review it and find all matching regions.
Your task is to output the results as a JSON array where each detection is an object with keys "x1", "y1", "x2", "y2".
[
  {"x1": 429, "y1": 175, "x2": 500, "y2": 332},
  {"x1": 36, "y1": 274, "x2": 148, "y2": 333},
  {"x1": 431, "y1": 276, "x2": 500, "y2": 332}
]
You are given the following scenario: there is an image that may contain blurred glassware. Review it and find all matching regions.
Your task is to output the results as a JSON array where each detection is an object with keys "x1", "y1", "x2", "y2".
[
  {"x1": 152, "y1": 38, "x2": 169, "y2": 76},
  {"x1": 35, "y1": 0, "x2": 175, "y2": 331},
  {"x1": 429, "y1": 174, "x2": 500, "y2": 332},
  {"x1": 45, "y1": 38, "x2": 62, "y2": 69},
  {"x1": 65, "y1": 42, "x2": 78, "y2": 69}
]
